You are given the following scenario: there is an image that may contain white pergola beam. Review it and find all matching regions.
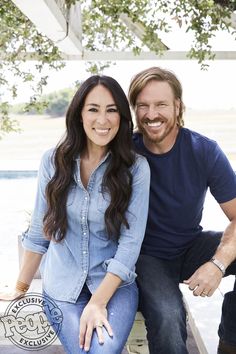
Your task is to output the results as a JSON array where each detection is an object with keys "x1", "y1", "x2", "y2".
[
  {"x1": 230, "y1": 12, "x2": 236, "y2": 29},
  {"x1": 12, "y1": 0, "x2": 82, "y2": 55},
  {"x1": 2, "y1": 51, "x2": 236, "y2": 61},
  {"x1": 119, "y1": 13, "x2": 169, "y2": 51},
  {"x1": 68, "y1": 50, "x2": 236, "y2": 60}
]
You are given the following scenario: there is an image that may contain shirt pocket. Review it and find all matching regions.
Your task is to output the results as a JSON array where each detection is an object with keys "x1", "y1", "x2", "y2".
[
  {"x1": 95, "y1": 187, "x2": 111, "y2": 240},
  {"x1": 97, "y1": 187, "x2": 111, "y2": 213},
  {"x1": 66, "y1": 183, "x2": 77, "y2": 206}
]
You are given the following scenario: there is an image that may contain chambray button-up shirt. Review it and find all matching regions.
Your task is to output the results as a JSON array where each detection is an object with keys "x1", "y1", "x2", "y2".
[{"x1": 22, "y1": 149, "x2": 150, "y2": 303}]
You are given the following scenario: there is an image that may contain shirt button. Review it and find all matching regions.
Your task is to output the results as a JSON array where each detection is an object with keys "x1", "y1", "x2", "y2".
[
  {"x1": 83, "y1": 251, "x2": 87, "y2": 254},
  {"x1": 82, "y1": 216, "x2": 85, "y2": 220},
  {"x1": 84, "y1": 196, "x2": 88, "y2": 200},
  {"x1": 83, "y1": 270, "x2": 86, "y2": 273},
  {"x1": 83, "y1": 232, "x2": 86, "y2": 235}
]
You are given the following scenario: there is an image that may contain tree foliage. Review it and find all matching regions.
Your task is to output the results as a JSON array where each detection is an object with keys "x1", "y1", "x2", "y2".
[
  {"x1": 80, "y1": 0, "x2": 235, "y2": 62},
  {"x1": 0, "y1": 0, "x2": 64, "y2": 137},
  {"x1": 0, "y1": 0, "x2": 236, "y2": 136}
]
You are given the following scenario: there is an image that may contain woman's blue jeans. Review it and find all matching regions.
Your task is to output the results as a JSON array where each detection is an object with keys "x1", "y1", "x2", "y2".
[
  {"x1": 43, "y1": 281, "x2": 138, "y2": 354},
  {"x1": 136, "y1": 231, "x2": 236, "y2": 354}
]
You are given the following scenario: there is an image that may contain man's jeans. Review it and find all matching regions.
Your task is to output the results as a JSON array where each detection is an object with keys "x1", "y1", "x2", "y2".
[{"x1": 136, "y1": 231, "x2": 236, "y2": 354}]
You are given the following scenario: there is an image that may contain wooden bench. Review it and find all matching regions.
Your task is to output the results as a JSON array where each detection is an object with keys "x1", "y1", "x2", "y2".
[
  {"x1": 0, "y1": 234, "x2": 233, "y2": 354},
  {"x1": 0, "y1": 278, "x2": 148, "y2": 354},
  {"x1": 180, "y1": 276, "x2": 235, "y2": 354},
  {"x1": 1, "y1": 277, "x2": 234, "y2": 353}
]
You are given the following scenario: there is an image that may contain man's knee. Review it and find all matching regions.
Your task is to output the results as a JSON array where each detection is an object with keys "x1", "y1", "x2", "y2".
[{"x1": 141, "y1": 294, "x2": 186, "y2": 328}]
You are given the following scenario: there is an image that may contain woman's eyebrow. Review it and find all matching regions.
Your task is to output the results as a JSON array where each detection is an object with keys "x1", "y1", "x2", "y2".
[{"x1": 85, "y1": 103, "x2": 117, "y2": 107}]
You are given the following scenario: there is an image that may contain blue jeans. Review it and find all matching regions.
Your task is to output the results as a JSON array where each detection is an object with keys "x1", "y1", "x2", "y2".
[
  {"x1": 44, "y1": 282, "x2": 138, "y2": 354},
  {"x1": 136, "y1": 231, "x2": 236, "y2": 354}
]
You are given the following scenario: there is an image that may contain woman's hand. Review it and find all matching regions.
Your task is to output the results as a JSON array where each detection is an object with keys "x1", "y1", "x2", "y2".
[
  {"x1": 79, "y1": 302, "x2": 113, "y2": 352},
  {"x1": 0, "y1": 288, "x2": 25, "y2": 301}
]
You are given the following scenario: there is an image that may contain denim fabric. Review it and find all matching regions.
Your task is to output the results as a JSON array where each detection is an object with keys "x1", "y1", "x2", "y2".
[
  {"x1": 136, "y1": 231, "x2": 236, "y2": 354},
  {"x1": 43, "y1": 282, "x2": 138, "y2": 354},
  {"x1": 22, "y1": 149, "x2": 150, "y2": 302}
]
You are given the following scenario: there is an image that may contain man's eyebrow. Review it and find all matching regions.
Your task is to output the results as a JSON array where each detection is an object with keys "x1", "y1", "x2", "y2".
[{"x1": 136, "y1": 100, "x2": 168, "y2": 104}]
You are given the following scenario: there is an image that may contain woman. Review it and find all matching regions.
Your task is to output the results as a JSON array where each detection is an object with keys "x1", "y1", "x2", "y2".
[{"x1": 0, "y1": 75, "x2": 150, "y2": 353}]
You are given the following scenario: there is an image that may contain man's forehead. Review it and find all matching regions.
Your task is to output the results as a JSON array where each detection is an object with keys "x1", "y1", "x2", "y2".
[{"x1": 136, "y1": 82, "x2": 175, "y2": 102}]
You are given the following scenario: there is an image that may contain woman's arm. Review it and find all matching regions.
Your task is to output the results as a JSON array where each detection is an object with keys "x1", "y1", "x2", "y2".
[
  {"x1": 79, "y1": 273, "x2": 121, "y2": 351},
  {"x1": 0, "y1": 250, "x2": 43, "y2": 300}
]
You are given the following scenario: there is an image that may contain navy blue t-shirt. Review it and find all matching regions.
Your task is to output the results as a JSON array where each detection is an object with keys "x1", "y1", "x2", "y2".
[{"x1": 133, "y1": 128, "x2": 236, "y2": 259}]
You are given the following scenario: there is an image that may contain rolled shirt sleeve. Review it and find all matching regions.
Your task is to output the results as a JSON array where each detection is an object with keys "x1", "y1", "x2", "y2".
[
  {"x1": 103, "y1": 155, "x2": 150, "y2": 283},
  {"x1": 21, "y1": 149, "x2": 53, "y2": 254}
]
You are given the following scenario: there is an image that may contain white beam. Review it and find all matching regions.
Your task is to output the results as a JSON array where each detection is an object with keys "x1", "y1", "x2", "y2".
[
  {"x1": 120, "y1": 13, "x2": 169, "y2": 51},
  {"x1": 12, "y1": 0, "x2": 82, "y2": 55},
  {"x1": 230, "y1": 12, "x2": 236, "y2": 29},
  {"x1": 2, "y1": 51, "x2": 236, "y2": 61},
  {"x1": 66, "y1": 50, "x2": 236, "y2": 60}
]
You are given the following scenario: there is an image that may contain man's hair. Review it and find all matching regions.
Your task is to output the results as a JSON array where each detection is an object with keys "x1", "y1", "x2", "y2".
[{"x1": 128, "y1": 67, "x2": 185, "y2": 126}]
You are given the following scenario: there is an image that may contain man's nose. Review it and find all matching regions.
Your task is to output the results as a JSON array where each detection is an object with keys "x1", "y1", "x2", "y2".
[{"x1": 147, "y1": 106, "x2": 159, "y2": 119}]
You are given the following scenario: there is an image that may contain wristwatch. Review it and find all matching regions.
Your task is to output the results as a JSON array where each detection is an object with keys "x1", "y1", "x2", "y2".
[{"x1": 210, "y1": 257, "x2": 226, "y2": 276}]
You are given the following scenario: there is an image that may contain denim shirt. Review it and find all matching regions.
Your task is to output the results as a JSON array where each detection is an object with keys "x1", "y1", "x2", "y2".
[{"x1": 22, "y1": 149, "x2": 150, "y2": 303}]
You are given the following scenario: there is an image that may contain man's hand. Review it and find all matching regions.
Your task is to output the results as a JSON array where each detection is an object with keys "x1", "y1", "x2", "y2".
[
  {"x1": 79, "y1": 302, "x2": 113, "y2": 352},
  {"x1": 183, "y1": 261, "x2": 223, "y2": 297}
]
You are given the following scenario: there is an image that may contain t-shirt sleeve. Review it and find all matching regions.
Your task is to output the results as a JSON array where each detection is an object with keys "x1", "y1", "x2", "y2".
[{"x1": 207, "y1": 142, "x2": 236, "y2": 203}]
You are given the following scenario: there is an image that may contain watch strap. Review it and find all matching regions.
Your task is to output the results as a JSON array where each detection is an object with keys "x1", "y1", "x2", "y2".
[{"x1": 210, "y1": 257, "x2": 226, "y2": 276}]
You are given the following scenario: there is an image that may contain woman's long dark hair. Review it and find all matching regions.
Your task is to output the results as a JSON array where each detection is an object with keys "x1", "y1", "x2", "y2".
[{"x1": 43, "y1": 75, "x2": 135, "y2": 242}]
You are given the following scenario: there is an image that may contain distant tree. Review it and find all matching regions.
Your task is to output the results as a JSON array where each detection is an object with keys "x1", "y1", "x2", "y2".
[
  {"x1": 45, "y1": 88, "x2": 76, "y2": 117},
  {"x1": 1, "y1": 0, "x2": 235, "y2": 136},
  {"x1": 12, "y1": 88, "x2": 77, "y2": 117}
]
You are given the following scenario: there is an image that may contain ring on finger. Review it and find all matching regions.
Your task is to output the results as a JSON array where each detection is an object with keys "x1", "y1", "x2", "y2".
[
  {"x1": 96, "y1": 324, "x2": 103, "y2": 328},
  {"x1": 201, "y1": 292, "x2": 208, "y2": 297}
]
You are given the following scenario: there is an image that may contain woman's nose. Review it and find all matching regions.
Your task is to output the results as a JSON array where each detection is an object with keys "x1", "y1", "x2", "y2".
[{"x1": 96, "y1": 112, "x2": 107, "y2": 124}]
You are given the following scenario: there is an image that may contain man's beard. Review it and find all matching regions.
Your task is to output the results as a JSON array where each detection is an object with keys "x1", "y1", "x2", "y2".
[{"x1": 137, "y1": 113, "x2": 177, "y2": 144}]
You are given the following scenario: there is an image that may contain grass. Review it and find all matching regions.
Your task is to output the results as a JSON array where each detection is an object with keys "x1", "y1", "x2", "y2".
[{"x1": 0, "y1": 110, "x2": 235, "y2": 168}]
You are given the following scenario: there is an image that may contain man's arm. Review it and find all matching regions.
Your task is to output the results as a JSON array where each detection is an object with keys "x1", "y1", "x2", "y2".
[
  {"x1": 214, "y1": 198, "x2": 236, "y2": 268},
  {"x1": 184, "y1": 197, "x2": 236, "y2": 297}
]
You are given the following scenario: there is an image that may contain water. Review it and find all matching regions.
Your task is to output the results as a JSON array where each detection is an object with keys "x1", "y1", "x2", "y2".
[{"x1": 0, "y1": 175, "x2": 37, "y2": 281}]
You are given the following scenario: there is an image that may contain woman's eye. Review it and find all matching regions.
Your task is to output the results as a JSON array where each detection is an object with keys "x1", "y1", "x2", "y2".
[
  {"x1": 107, "y1": 108, "x2": 118, "y2": 113},
  {"x1": 88, "y1": 108, "x2": 98, "y2": 112}
]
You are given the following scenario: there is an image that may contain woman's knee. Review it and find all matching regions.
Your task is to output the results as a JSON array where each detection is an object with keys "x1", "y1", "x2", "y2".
[{"x1": 89, "y1": 335, "x2": 124, "y2": 354}]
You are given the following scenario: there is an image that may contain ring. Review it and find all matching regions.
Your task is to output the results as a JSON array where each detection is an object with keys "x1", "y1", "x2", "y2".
[
  {"x1": 201, "y1": 292, "x2": 208, "y2": 296},
  {"x1": 96, "y1": 324, "x2": 103, "y2": 328}
]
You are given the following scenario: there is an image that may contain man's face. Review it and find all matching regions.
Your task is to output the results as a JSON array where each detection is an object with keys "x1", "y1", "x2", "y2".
[{"x1": 135, "y1": 80, "x2": 180, "y2": 152}]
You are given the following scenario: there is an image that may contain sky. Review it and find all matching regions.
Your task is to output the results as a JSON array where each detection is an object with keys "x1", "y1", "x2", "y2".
[
  {"x1": 6, "y1": 58, "x2": 236, "y2": 111},
  {"x1": 2, "y1": 2, "x2": 236, "y2": 111}
]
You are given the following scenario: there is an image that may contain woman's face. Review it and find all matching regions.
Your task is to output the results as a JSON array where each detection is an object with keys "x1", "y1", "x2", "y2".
[{"x1": 81, "y1": 85, "x2": 120, "y2": 150}]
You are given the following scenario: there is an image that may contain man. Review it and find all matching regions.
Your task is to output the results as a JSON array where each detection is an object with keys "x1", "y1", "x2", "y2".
[{"x1": 128, "y1": 67, "x2": 236, "y2": 354}]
